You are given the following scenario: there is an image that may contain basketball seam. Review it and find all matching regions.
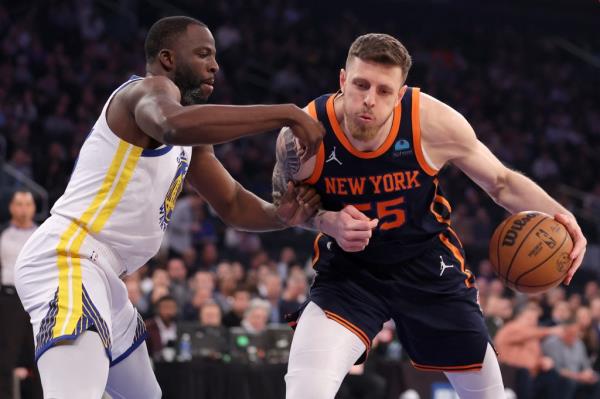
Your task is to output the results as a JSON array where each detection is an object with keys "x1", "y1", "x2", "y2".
[
  {"x1": 505, "y1": 217, "x2": 546, "y2": 284},
  {"x1": 515, "y1": 275, "x2": 565, "y2": 288},
  {"x1": 514, "y1": 227, "x2": 568, "y2": 286}
]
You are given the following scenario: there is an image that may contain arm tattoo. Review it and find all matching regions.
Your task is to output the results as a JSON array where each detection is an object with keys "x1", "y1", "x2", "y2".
[
  {"x1": 272, "y1": 127, "x2": 325, "y2": 232},
  {"x1": 272, "y1": 127, "x2": 301, "y2": 206}
]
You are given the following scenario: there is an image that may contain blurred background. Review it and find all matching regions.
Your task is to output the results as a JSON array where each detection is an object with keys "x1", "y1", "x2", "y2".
[{"x1": 0, "y1": 0, "x2": 598, "y2": 398}]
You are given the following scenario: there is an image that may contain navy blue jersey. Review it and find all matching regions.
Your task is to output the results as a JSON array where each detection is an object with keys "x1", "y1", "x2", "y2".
[{"x1": 305, "y1": 88, "x2": 452, "y2": 264}]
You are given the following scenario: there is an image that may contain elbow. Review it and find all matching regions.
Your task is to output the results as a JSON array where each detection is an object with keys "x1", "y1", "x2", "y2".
[
  {"x1": 489, "y1": 170, "x2": 510, "y2": 204},
  {"x1": 161, "y1": 121, "x2": 182, "y2": 145},
  {"x1": 161, "y1": 113, "x2": 189, "y2": 145}
]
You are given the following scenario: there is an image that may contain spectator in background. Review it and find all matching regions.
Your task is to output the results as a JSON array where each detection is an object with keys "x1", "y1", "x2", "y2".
[
  {"x1": 276, "y1": 246, "x2": 297, "y2": 280},
  {"x1": 143, "y1": 268, "x2": 171, "y2": 318},
  {"x1": 199, "y1": 301, "x2": 223, "y2": 328},
  {"x1": 583, "y1": 281, "x2": 599, "y2": 305},
  {"x1": 184, "y1": 286, "x2": 214, "y2": 322},
  {"x1": 223, "y1": 287, "x2": 251, "y2": 328},
  {"x1": 166, "y1": 257, "x2": 189, "y2": 311},
  {"x1": 145, "y1": 296, "x2": 179, "y2": 361},
  {"x1": 484, "y1": 295, "x2": 513, "y2": 339},
  {"x1": 590, "y1": 298, "x2": 600, "y2": 371},
  {"x1": 241, "y1": 298, "x2": 270, "y2": 334},
  {"x1": 280, "y1": 267, "x2": 308, "y2": 320},
  {"x1": 166, "y1": 193, "x2": 206, "y2": 265},
  {"x1": 494, "y1": 303, "x2": 567, "y2": 399},
  {"x1": 543, "y1": 300, "x2": 573, "y2": 326},
  {"x1": 576, "y1": 307, "x2": 599, "y2": 362},
  {"x1": 542, "y1": 319, "x2": 600, "y2": 399},
  {"x1": 0, "y1": 190, "x2": 40, "y2": 398},
  {"x1": 261, "y1": 272, "x2": 283, "y2": 323}
]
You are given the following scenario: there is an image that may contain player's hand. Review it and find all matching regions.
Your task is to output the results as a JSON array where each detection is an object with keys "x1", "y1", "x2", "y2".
[
  {"x1": 323, "y1": 205, "x2": 378, "y2": 252},
  {"x1": 554, "y1": 213, "x2": 587, "y2": 285},
  {"x1": 276, "y1": 182, "x2": 320, "y2": 227},
  {"x1": 288, "y1": 106, "x2": 325, "y2": 161}
]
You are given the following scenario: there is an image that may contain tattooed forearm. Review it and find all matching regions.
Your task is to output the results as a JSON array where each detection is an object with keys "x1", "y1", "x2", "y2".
[{"x1": 272, "y1": 127, "x2": 301, "y2": 205}]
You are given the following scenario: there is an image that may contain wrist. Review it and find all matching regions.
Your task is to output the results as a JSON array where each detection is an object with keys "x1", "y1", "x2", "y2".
[{"x1": 282, "y1": 104, "x2": 302, "y2": 125}]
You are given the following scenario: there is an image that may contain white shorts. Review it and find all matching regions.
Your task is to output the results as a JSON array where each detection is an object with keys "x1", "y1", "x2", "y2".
[{"x1": 14, "y1": 215, "x2": 146, "y2": 365}]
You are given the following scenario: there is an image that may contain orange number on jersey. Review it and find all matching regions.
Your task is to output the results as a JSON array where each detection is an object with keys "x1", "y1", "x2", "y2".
[
  {"x1": 350, "y1": 197, "x2": 406, "y2": 231},
  {"x1": 377, "y1": 197, "x2": 405, "y2": 230}
]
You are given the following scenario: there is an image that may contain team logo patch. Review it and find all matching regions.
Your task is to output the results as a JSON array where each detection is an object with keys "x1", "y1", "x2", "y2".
[{"x1": 159, "y1": 150, "x2": 189, "y2": 231}]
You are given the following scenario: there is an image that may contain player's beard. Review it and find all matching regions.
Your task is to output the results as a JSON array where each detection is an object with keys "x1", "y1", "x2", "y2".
[
  {"x1": 174, "y1": 63, "x2": 208, "y2": 105},
  {"x1": 346, "y1": 116, "x2": 380, "y2": 142}
]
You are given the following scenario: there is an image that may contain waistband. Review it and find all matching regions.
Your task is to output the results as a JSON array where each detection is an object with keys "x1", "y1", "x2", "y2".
[{"x1": 49, "y1": 215, "x2": 126, "y2": 278}]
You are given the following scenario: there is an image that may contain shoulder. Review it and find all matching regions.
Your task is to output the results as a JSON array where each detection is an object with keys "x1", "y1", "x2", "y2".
[
  {"x1": 418, "y1": 91, "x2": 478, "y2": 161},
  {"x1": 121, "y1": 75, "x2": 181, "y2": 105}
]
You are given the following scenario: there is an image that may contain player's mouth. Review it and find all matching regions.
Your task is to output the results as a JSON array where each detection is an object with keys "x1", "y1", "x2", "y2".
[
  {"x1": 357, "y1": 113, "x2": 374, "y2": 123},
  {"x1": 200, "y1": 79, "x2": 215, "y2": 93}
]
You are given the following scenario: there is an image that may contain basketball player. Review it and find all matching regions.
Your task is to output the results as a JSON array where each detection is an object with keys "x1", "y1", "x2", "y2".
[
  {"x1": 14, "y1": 16, "x2": 322, "y2": 399},
  {"x1": 272, "y1": 33, "x2": 587, "y2": 399}
]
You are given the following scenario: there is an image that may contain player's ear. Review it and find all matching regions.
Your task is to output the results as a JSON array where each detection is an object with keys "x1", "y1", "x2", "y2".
[
  {"x1": 339, "y1": 69, "x2": 346, "y2": 93},
  {"x1": 158, "y1": 49, "x2": 175, "y2": 72},
  {"x1": 396, "y1": 85, "x2": 408, "y2": 107}
]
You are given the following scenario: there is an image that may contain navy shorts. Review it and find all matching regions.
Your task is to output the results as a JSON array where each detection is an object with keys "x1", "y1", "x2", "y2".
[{"x1": 287, "y1": 229, "x2": 490, "y2": 372}]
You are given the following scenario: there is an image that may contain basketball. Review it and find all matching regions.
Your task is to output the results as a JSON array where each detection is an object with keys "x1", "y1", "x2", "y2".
[{"x1": 489, "y1": 211, "x2": 573, "y2": 294}]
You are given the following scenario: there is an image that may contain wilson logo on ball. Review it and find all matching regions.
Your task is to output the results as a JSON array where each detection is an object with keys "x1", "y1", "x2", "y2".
[{"x1": 501, "y1": 213, "x2": 538, "y2": 246}]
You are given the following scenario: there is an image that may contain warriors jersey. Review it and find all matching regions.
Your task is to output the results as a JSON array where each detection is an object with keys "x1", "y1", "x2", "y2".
[
  {"x1": 305, "y1": 88, "x2": 452, "y2": 264},
  {"x1": 51, "y1": 76, "x2": 192, "y2": 273}
]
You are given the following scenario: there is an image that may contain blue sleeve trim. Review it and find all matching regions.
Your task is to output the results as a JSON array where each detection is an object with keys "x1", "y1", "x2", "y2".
[{"x1": 141, "y1": 146, "x2": 173, "y2": 157}]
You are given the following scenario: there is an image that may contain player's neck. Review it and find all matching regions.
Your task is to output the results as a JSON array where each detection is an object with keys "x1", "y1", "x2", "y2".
[{"x1": 334, "y1": 96, "x2": 393, "y2": 152}]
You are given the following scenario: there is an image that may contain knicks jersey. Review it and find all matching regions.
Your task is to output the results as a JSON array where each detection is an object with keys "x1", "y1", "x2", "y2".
[
  {"x1": 305, "y1": 88, "x2": 452, "y2": 264},
  {"x1": 51, "y1": 76, "x2": 192, "y2": 273}
]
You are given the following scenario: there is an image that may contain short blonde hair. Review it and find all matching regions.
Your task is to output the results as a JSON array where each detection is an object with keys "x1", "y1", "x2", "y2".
[{"x1": 346, "y1": 33, "x2": 412, "y2": 79}]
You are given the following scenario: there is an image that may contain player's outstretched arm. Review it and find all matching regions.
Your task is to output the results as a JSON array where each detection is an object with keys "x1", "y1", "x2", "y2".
[
  {"x1": 186, "y1": 146, "x2": 319, "y2": 232},
  {"x1": 420, "y1": 93, "x2": 587, "y2": 284},
  {"x1": 272, "y1": 127, "x2": 377, "y2": 251},
  {"x1": 128, "y1": 76, "x2": 324, "y2": 159}
]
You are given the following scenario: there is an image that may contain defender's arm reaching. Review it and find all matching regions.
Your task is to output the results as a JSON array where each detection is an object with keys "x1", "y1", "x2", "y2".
[{"x1": 272, "y1": 127, "x2": 377, "y2": 252}]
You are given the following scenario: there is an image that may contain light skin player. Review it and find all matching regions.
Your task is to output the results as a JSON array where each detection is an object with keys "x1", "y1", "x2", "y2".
[
  {"x1": 275, "y1": 46, "x2": 586, "y2": 279},
  {"x1": 273, "y1": 33, "x2": 587, "y2": 399}
]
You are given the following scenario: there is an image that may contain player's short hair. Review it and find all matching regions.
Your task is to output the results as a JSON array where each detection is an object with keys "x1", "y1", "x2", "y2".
[
  {"x1": 346, "y1": 33, "x2": 412, "y2": 78},
  {"x1": 145, "y1": 16, "x2": 207, "y2": 62}
]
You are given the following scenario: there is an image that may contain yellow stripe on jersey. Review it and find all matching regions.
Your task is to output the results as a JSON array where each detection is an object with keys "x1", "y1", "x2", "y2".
[
  {"x1": 90, "y1": 145, "x2": 142, "y2": 233},
  {"x1": 53, "y1": 141, "x2": 140, "y2": 337}
]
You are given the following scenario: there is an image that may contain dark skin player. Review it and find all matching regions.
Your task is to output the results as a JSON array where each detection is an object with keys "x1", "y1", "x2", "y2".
[{"x1": 108, "y1": 21, "x2": 323, "y2": 229}]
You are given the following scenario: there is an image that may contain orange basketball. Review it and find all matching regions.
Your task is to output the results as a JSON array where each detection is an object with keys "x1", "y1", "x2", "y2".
[{"x1": 489, "y1": 211, "x2": 573, "y2": 294}]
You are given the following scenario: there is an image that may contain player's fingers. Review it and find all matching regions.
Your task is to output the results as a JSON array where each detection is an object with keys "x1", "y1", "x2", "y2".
[
  {"x1": 298, "y1": 186, "x2": 318, "y2": 203},
  {"x1": 554, "y1": 213, "x2": 587, "y2": 261},
  {"x1": 369, "y1": 219, "x2": 379, "y2": 229},
  {"x1": 563, "y1": 247, "x2": 586, "y2": 285},
  {"x1": 343, "y1": 205, "x2": 371, "y2": 221},
  {"x1": 305, "y1": 194, "x2": 321, "y2": 209},
  {"x1": 281, "y1": 181, "x2": 296, "y2": 201},
  {"x1": 342, "y1": 230, "x2": 372, "y2": 241},
  {"x1": 345, "y1": 218, "x2": 376, "y2": 231}
]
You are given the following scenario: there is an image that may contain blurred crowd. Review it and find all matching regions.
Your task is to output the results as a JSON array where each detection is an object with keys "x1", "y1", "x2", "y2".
[{"x1": 1, "y1": 0, "x2": 599, "y2": 398}]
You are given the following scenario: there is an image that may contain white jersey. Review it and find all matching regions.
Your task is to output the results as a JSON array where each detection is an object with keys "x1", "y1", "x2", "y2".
[{"x1": 51, "y1": 75, "x2": 192, "y2": 273}]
